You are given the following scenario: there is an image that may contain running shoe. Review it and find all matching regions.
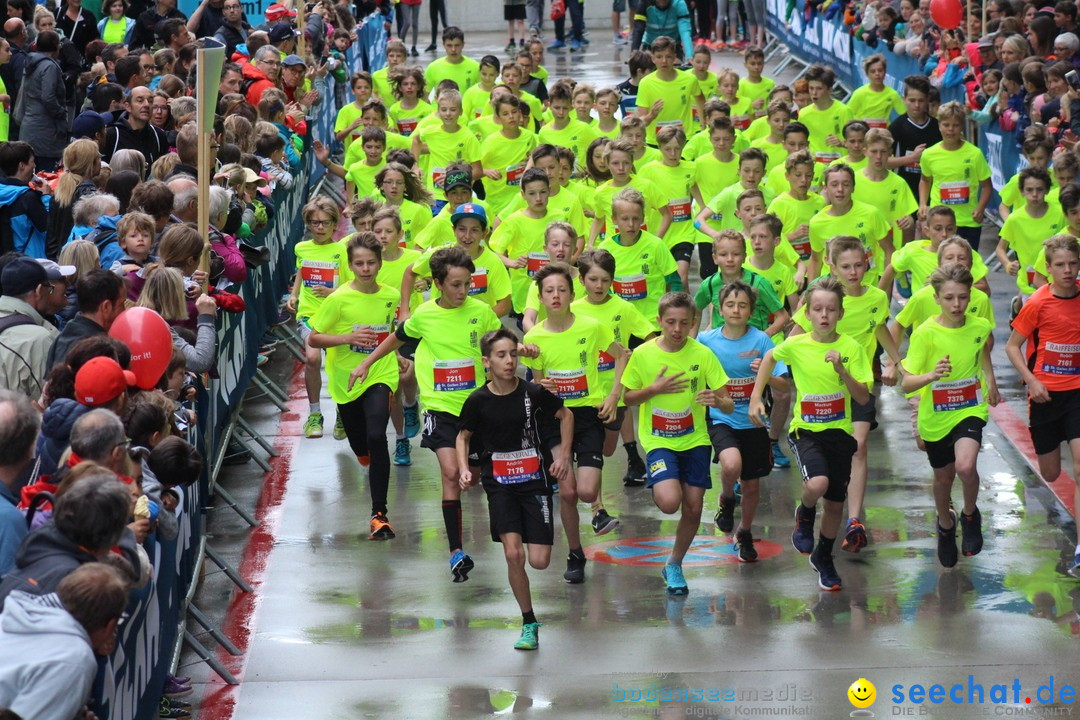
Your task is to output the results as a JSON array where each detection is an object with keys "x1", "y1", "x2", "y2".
[
  {"x1": 623, "y1": 457, "x2": 647, "y2": 487},
  {"x1": 791, "y1": 503, "x2": 816, "y2": 554},
  {"x1": 333, "y1": 412, "x2": 346, "y2": 441},
  {"x1": 158, "y1": 698, "x2": 191, "y2": 719},
  {"x1": 424, "y1": 43, "x2": 437, "y2": 52},
  {"x1": 937, "y1": 509, "x2": 958, "y2": 568},
  {"x1": 714, "y1": 494, "x2": 736, "y2": 533},
  {"x1": 356, "y1": 453, "x2": 371, "y2": 468},
  {"x1": 548, "y1": 39, "x2": 566, "y2": 50},
  {"x1": 514, "y1": 622, "x2": 540, "y2": 650},
  {"x1": 613, "y1": 33, "x2": 628, "y2": 45},
  {"x1": 410, "y1": 46, "x2": 419, "y2": 57},
  {"x1": 772, "y1": 440, "x2": 790, "y2": 468},
  {"x1": 959, "y1": 507, "x2": 983, "y2": 556},
  {"x1": 303, "y1": 411, "x2": 324, "y2": 439},
  {"x1": 734, "y1": 528, "x2": 758, "y2": 562},
  {"x1": 505, "y1": 40, "x2": 517, "y2": 53},
  {"x1": 403, "y1": 404, "x2": 421, "y2": 438},
  {"x1": 162, "y1": 676, "x2": 193, "y2": 699},
  {"x1": 1069, "y1": 551, "x2": 1080, "y2": 578},
  {"x1": 809, "y1": 547, "x2": 842, "y2": 591},
  {"x1": 393, "y1": 438, "x2": 411, "y2": 466},
  {"x1": 369, "y1": 512, "x2": 396, "y2": 540},
  {"x1": 591, "y1": 508, "x2": 620, "y2": 535},
  {"x1": 450, "y1": 550, "x2": 474, "y2": 582},
  {"x1": 841, "y1": 517, "x2": 868, "y2": 553},
  {"x1": 569, "y1": 39, "x2": 582, "y2": 51},
  {"x1": 661, "y1": 562, "x2": 688, "y2": 595},
  {"x1": 564, "y1": 549, "x2": 586, "y2": 583}
]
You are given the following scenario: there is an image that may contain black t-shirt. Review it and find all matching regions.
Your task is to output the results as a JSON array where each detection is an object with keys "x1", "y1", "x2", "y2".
[
  {"x1": 888, "y1": 113, "x2": 941, "y2": 197},
  {"x1": 616, "y1": 78, "x2": 640, "y2": 118},
  {"x1": 458, "y1": 380, "x2": 563, "y2": 491}
]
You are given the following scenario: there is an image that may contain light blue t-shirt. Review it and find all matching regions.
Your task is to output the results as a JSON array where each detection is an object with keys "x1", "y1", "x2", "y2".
[
  {"x1": 0, "y1": 484, "x2": 27, "y2": 576},
  {"x1": 698, "y1": 326, "x2": 786, "y2": 430}
]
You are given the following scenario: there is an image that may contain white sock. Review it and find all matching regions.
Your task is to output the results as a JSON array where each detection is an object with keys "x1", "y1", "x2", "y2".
[
  {"x1": 309, "y1": 402, "x2": 321, "y2": 413},
  {"x1": 404, "y1": 400, "x2": 417, "y2": 408},
  {"x1": 396, "y1": 434, "x2": 406, "y2": 441},
  {"x1": 1074, "y1": 543, "x2": 1080, "y2": 556}
]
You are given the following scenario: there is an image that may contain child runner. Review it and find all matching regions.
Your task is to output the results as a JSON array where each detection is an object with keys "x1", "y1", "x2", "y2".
[
  {"x1": 699, "y1": 281, "x2": 787, "y2": 561},
  {"x1": 695, "y1": 148, "x2": 773, "y2": 234},
  {"x1": 694, "y1": 229, "x2": 786, "y2": 337},
  {"x1": 797, "y1": 65, "x2": 852, "y2": 166},
  {"x1": 766, "y1": 149, "x2": 824, "y2": 272},
  {"x1": 308, "y1": 233, "x2": 401, "y2": 539},
  {"x1": 998, "y1": 127, "x2": 1056, "y2": 220},
  {"x1": 881, "y1": 205, "x2": 990, "y2": 296},
  {"x1": 635, "y1": 37, "x2": 705, "y2": 147},
  {"x1": 887, "y1": 74, "x2": 940, "y2": 202},
  {"x1": 623, "y1": 291, "x2": 734, "y2": 595},
  {"x1": 413, "y1": 89, "x2": 482, "y2": 208},
  {"x1": 523, "y1": 262, "x2": 627, "y2": 577},
  {"x1": 372, "y1": 41, "x2": 407, "y2": 104},
  {"x1": 830, "y1": 120, "x2": 869, "y2": 172},
  {"x1": 463, "y1": 55, "x2": 500, "y2": 120},
  {"x1": 808, "y1": 163, "x2": 892, "y2": 286},
  {"x1": 1005, "y1": 235, "x2": 1080, "y2": 577},
  {"x1": 335, "y1": 71, "x2": 375, "y2": 155},
  {"x1": 749, "y1": 277, "x2": 873, "y2": 591},
  {"x1": 739, "y1": 47, "x2": 775, "y2": 117},
  {"x1": 717, "y1": 69, "x2": 753, "y2": 132},
  {"x1": 852, "y1": 128, "x2": 918, "y2": 254},
  {"x1": 351, "y1": 245, "x2": 503, "y2": 582},
  {"x1": 457, "y1": 328, "x2": 572, "y2": 650},
  {"x1": 522, "y1": 222, "x2": 585, "y2": 331},
  {"x1": 848, "y1": 54, "x2": 905, "y2": 130},
  {"x1": 901, "y1": 263, "x2": 998, "y2": 567},
  {"x1": 538, "y1": 81, "x2": 598, "y2": 159},
  {"x1": 749, "y1": 100, "x2": 792, "y2": 172},
  {"x1": 388, "y1": 67, "x2": 432, "y2": 138},
  {"x1": 573, "y1": 83, "x2": 597, "y2": 125},
  {"x1": 588, "y1": 140, "x2": 670, "y2": 248},
  {"x1": 594, "y1": 87, "x2": 621, "y2": 139},
  {"x1": 692, "y1": 116, "x2": 739, "y2": 274},
  {"x1": 642, "y1": 125, "x2": 706, "y2": 289},
  {"x1": 425, "y1": 26, "x2": 481, "y2": 92},
  {"x1": 374, "y1": 162, "x2": 434, "y2": 250},
  {"x1": 996, "y1": 167, "x2": 1064, "y2": 313}
]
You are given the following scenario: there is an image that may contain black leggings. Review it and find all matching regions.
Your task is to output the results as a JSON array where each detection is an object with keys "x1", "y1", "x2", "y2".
[
  {"x1": 429, "y1": 0, "x2": 448, "y2": 44},
  {"x1": 338, "y1": 383, "x2": 392, "y2": 515}
]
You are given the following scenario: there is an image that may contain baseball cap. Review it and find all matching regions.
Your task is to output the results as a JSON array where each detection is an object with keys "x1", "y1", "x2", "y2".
[
  {"x1": 281, "y1": 54, "x2": 306, "y2": 67},
  {"x1": 71, "y1": 110, "x2": 106, "y2": 140},
  {"x1": 264, "y1": 2, "x2": 296, "y2": 21},
  {"x1": 269, "y1": 22, "x2": 300, "y2": 43},
  {"x1": 215, "y1": 164, "x2": 268, "y2": 186},
  {"x1": 451, "y1": 203, "x2": 487, "y2": 228},
  {"x1": 74, "y1": 356, "x2": 137, "y2": 407},
  {"x1": 977, "y1": 37, "x2": 995, "y2": 49},
  {"x1": 444, "y1": 169, "x2": 473, "y2": 193},
  {"x1": 1, "y1": 257, "x2": 48, "y2": 297},
  {"x1": 38, "y1": 259, "x2": 77, "y2": 281}
]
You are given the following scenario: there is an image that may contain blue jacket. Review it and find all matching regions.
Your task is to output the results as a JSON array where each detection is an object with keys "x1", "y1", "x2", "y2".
[
  {"x1": 35, "y1": 398, "x2": 92, "y2": 479},
  {"x1": 0, "y1": 179, "x2": 48, "y2": 258}
]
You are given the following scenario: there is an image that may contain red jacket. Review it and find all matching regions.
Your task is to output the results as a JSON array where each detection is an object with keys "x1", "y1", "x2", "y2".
[{"x1": 242, "y1": 61, "x2": 276, "y2": 107}]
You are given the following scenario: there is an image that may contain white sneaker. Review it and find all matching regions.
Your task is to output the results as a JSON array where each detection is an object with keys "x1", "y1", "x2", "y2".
[{"x1": 613, "y1": 34, "x2": 628, "y2": 45}]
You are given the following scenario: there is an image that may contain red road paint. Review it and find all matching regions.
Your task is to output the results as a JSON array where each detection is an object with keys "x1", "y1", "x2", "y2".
[
  {"x1": 196, "y1": 369, "x2": 306, "y2": 720},
  {"x1": 990, "y1": 401, "x2": 1077, "y2": 518}
]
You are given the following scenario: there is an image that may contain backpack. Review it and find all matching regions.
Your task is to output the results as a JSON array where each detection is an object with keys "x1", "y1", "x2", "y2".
[{"x1": 0, "y1": 312, "x2": 35, "y2": 336}]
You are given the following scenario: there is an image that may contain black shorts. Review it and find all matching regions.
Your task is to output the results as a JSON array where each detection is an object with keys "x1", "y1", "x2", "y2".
[
  {"x1": 545, "y1": 406, "x2": 605, "y2": 469},
  {"x1": 421, "y1": 409, "x2": 479, "y2": 461},
  {"x1": 788, "y1": 428, "x2": 858, "y2": 503},
  {"x1": 708, "y1": 423, "x2": 772, "y2": 480},
  {"x1": 504, "y1": 3, "x2": 527, "y2": 20},
  {"x1": 485, "y1": 484, "x2": 554, "y2": 544},
  {"x1": 924, "y1": 417, "x2": 985, "y2": 469},
  {"x1": 670, "y1": 241, "x2": 694, "y2": 264},
  {"x1": 852, "y1": 393, "x2": 878, "y2": 430},
  {"x1": 603, "y1": 406, "x2": 626, "y2": 432},
  {"x1": 1029, "y1": 387, "x2": 1080, "y2": 455}
]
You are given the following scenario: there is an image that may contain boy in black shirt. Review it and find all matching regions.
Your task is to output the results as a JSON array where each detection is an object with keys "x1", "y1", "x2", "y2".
[
  {"x1": 457, "y1": 328, "x2": 573, "y2": 651},
  {"x1": 616, "y1": 50, "x2": 655, "y2": 118},
  {"x1": 888, "y1": 74, "x2": 942, "y2": 244}
]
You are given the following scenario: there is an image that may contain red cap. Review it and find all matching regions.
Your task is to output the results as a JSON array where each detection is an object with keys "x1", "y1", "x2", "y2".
[
  {"x1": 265, "y1": 3, "x2": 297, "y2": 21},
  {"x1": 75, "y1": 357, "x2": 137, "y2": 407}
]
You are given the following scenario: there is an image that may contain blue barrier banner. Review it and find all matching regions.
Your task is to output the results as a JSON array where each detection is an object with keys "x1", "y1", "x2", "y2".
[{"x1": 766, "y1": 0, "x2": 858, "y2": 88}]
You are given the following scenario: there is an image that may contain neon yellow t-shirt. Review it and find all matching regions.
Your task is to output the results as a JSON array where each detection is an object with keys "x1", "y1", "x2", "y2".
[
  {"x1": 796, "y1": 99, "x2": 852, "y2": 164},
  {"x1": 468, "y1": 114, "x2": 501, "y2": 142},
  {"x1": 852, "y1": 169, "x2": 918, "y2": 241},
  {"x1": 999, "y1": 172, "x2": 1061, "y2": 213},
  {"x1": 334, "y1": 102, "x2": 366, "y2": 154},
  {"x1": 489, "y1": 210, "x2": 553, "y2": 313},
  {"x1": 765, "y1": 161, "x2": 824, "y2": 196},
  {"x1": 414, "y1": 199, "x2": 486, "y2": 251},
  {"x1": 372, "y1": 66, "x2": 394, "y2": 104},
  {"x1": 694, "y1": 153, "x2": 740, "y2": 233},
  {"x1": 750, "y1": 136, "x2": 786, "y2": 172},
  {"x1": 896, "y1": 284, "x2": 994, "y2": 330},
  {"x1": 592, "y1": 178, "x2": 666, "y2": 240},
  {"x1": 522, "y1": 315, "x2": 615, "y2": 407},
  {"x1": 598, "y1": 231, "x2": 679, "y2": 329},
  {"x1": 772, "y1": 332, "x2": 872, "y2": 434},
  {"x1": 294, "y1": 239, "x2": 349, "y2": 320},
  {"x1": 794, "y1": 284, "x2": 889, "y2": 361},
  {"x1": 424, "y1": 55, "x2": 481, "y2": 95},
  {"x1": 889, "y1": 240, "x2": 989, "y2": 290},
  {"x1": 462, "y1": 84, "x2": 493, "y2": 120},
  {"x1": 739, "y1": 76, "x2": 776, "y2": 113},
  {"x1": 411, "y1": 244, "x2": 512, "y2": 308},
  {"x1": 386, "y1": 199, "x2": 433, "y2": 250},
  {"x1": 901, "y1": 316, "x2": 992, "y2": 442},
  {"x1": 919, "y1": 141, "x2": 991, "y2": 228},
  {"x1": 745, "y1": 258, "x2": 797, "y2": 305},
  {"x1": 768, "y1": 191, "x2": 825, "y2": 261},
  {"x1": 343, "y1": 127, "x2": 411, "y2": 168},
  {"x1": 376, "y1": 248, "x2": 423, "y2": 318},
  {"x1": 636, "y1": 70, "x2": 702, "y2": 146},
  {"x1": 402, "y1": 296, "x2": 502, "y2": 414},
  {"x1": 808, "y1": 200, "x2": 891, "y2": 284},
  {"x1": 622, "y1": 337, "x2": 729, "y2": 452},
  {"x1": 346, "y1": 160, "x2": 383, "y2": 200},
  {"x1": 389, "y1": 99, "x2": 433, "y2": 137},
  {"x1": 571, "y1": 295, "x2": 655, "y2": 401},
  {"x1": 846, "y1": 84, "x2": 905, "y2": 129},
  {"x1": 727, "y1": 96, "x2": 755, "y2": 132},
  {"x1": 640, "y1": 159, "x2": 699, "y2": 249},
  {"x1": 537, "y1": 118, "x2": 598, "y2": 160},
  {"x1": 525, "y1": 273, "x2": 586, "y2": 324},
  {"x1": 1000, "y1": 202, "x2": 1066, "y2": 295},
  {"x1": 309, "y1": 284, "x2": 401, "y2": 402},
  {"x1": 742, "y1": 115, "x2": 770, "y2": 142},
  {"x1": 417, "y1": 124, "x2": 482, "y2": 199},
  {"x1": 705, "y1": 181, "x2": 776, "y2": 231},
  {"x1": 480, "y1": 130, "x2": 538, "y2": 215},
  {"x1": 497, "y1": 186, "x2": 589, "y2": 239}
]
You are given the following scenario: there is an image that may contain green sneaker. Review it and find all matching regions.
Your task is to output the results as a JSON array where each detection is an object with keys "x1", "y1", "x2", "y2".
[
  {"x1": 333, "y1": 412, "x2": 346, "y2": 441},
  {"x1": 303, "y1": 412, "x2": 324, "y2": 438},
  {"x1": 514, "y1": 622, "x2": 540, "y2": 650}
]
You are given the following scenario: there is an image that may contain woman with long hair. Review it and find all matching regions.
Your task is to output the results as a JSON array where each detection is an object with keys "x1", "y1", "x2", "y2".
[
  {"x1": 45, "y1": 139, "x2": 100, "y2": 259},
  {"x1": 136, "y1": 266, "x2": 218, "y2": 374}
]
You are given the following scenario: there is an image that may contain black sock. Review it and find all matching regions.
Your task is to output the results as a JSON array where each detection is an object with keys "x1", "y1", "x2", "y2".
[
  {"x1": 442, "y1": 499, "x2": 462, "y2": 551},
  {"x1": 624, "y1": 441, "x2": 641, "y2": 463},
  {"x1": 522, "y1": 610, "x2": 536, "y2": 625},
  {"x1": 816, "y1": 534, "x2": 835, "y2": 557},
  {"x1": 568, "y1": 546, "x2": 584, "y2": 559}
]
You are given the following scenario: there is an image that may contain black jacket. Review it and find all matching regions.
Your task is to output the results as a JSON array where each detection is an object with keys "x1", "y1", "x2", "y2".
[
  {"x1": 102, "y1": 111, "x2": 169, "y2": 165},
  {"x1": 46, "y1": 314, "x2": 104, "y2": 370}
]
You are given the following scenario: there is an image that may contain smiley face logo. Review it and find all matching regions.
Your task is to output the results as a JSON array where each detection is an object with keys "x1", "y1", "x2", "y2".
[{"x1": 848, "y1": 678, "x2": 876, "y2": 710}]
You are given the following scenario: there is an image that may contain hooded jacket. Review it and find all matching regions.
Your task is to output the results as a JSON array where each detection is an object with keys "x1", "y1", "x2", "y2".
[
  {"x1": 36, "y1": 398, "x2": 92, "y2": 479},
  {"x1": 0, "y1": 591, "x2": 97, "y2": 720},
  {"x1": 242, "y1": 60, "x2": 276, "y2": 107},
  {"x1": 102, "y1": 111, "x2": 169, "y2": 165},
  {"x1": 0, "y1": 177, "x2": 48, "y2": 258},
  {"x1": 16, "y1": 52, "x2": 68, "y2": 160}
]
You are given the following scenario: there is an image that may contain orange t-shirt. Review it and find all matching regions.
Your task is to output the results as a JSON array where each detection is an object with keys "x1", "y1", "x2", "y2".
[{"x1": 1011, "y1": 283, "x2": 1080, "y2": 391}]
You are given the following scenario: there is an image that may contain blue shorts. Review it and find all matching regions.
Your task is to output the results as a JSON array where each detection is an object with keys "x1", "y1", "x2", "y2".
[{"x1": 645, "y1": 446, "x2": 712, "y2": 489}]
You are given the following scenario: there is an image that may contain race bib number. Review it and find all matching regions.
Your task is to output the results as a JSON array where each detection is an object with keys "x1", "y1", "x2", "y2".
[
  {"x1": 939, "y1": 181, "x2": 970, "y2": 206},
  {"x1": 397, "y1": 118, "x2": 418, "y2": 136},
  {"x1": 657, "y1": 119, "x2": 683, "y2": 132},
  {"x1": 349, "y1": 323, "x2": 390, "y2": 354},
  {"x1": 469, "y1": 267, "x2": 489, "y2": 295},
  {"x1": 526, "y1": 252, "x2": 550, "y2": 277},
  {"x1": 864, "y1": 245, "x2": 875, "y2": 270},
  {"x1": 668, "y1": 197, "x2": 692, "y2": 223},
  {"x1": 613, "y1": 274, "x2": 648, "y2": 301},
  {"x1": 791, "y1": 239, "x2": 811, "y2": 260},
  {"x1": 865, "y1": 117, "x2": 887, "y2": 129},
  {"x1": 651, "y1": 407, "x2": 693, "y2": 438},
  {"x1": 931, "y1": 377, "x2": 980, "y2": 412},
  {"x1": 1042, "y1": 343, "x2": 1080, "y2": 375},
  {"x1": 732, "y1": 114, "x2": 751, "y2": 131},
  {"x1": 432, "y1": 167, "x2": 446, "y2": 190},
  {"x1": 300, "y1": 260, "x2": 338, "y2": 289},
  {"x1": 598, "y1": 349, "x2": 615, "y2": 372},
  {"x1": 814, "y1": 151, "x2": 842, "y2": 164},
  {"x1": 726, "y1": 376, "x2": 755, "y2": 403},
  {"x1": 433, "y1": 358, "x2": 476, "y2": 392},
  {"x1": 506, "y1": 163, "x2": 525, "y2": 186},
  {"x1": 548, "y1": 368, "x2": 588, "y2": 399},
  {"x1": 491, "y1": 449, "x2": 543, "y2": 485},
  {"x1": 1026, "y1": 266, "x2": 1037, "y2": 287},
  {"x1": 800, "y1": 392, "x2": 845, "y2": 423}
]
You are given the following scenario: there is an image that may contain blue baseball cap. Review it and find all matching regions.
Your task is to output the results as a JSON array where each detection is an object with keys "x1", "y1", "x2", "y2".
[{"x1": 451, "y1": 203, "x2": 487, "y2": 228}]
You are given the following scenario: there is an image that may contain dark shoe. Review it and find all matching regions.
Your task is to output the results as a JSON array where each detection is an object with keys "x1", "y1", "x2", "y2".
[
  {"x1": 809, "y1": 547, "x2": 842, "y2": 591},
  {"x1": 841, "y1": 517, "x2": 868, "y2": 553},
  {"x1": 591, "y1": 508, "x2": 620, "y2": 535},
  {"x1": 564, "y1": 549, "x2": 586, "y2": 583},
  {"x1": 622, "y1": 457, "x2": 647, "y2": 487},
  {"x1": 162, "y1": 675, "x2": 193, "y2": 699},
  {"x1": 937, "y1": 510, "x2": 958, "y2": 568},
  {"x1": 410, "y1": 46, "x2": 419, "y2": 56},
  {"x1": 450, "y1": 550, "x2": 474, "y2": 582},
  {"x1": 424, "y1": 43, "x2": 437, "y2": 52},
  {"x1": 791, "y1": 503, "x2": 816, "y2": 555},
  {"x1": 734, "y1": 528, "x2": 758, "y2": 562},
  {"x1": 714, "y1": 494, "x2": 736, "y2": 533},
  {"x1": 369, "y1": 512, "x2": 396, "y2": 540},
  {"x1": 959, "y1": 507, "x2": 983, "y2": 556}
]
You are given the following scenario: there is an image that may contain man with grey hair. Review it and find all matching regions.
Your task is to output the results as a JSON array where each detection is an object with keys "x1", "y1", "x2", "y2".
[
  {"x1": 167, "y1": 123, "x2": 200, "y2": 180},
  {"x1": 244, "y1": 44, "x2": 281, "y2": 106},
  {"x1": 166, "y1": 175, "x2": 198, "y2": 225},
  {"x1": 0, "y1": 257, "x2": 66, "y2": 398},
  {"x1": 1054, "y1": 31, "x2": 1080, "y2": 69},
  {"x1": 70, "y1": 409, "x2": 128, "y2": 475},
  {"x1": 0, "y1": 471, "x2": 137, "y2": 608},
  {"x1": 0, "y1": 390, "x2": 39, "y2": 575}
]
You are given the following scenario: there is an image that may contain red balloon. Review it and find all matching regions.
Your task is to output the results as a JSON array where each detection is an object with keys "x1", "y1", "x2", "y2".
[
  {"x1": 108, "y1": 307, "x2": 174, "y2": 390},
  {"x1": 930, "y1": 0, "x2": 963, "y2": 29}
]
